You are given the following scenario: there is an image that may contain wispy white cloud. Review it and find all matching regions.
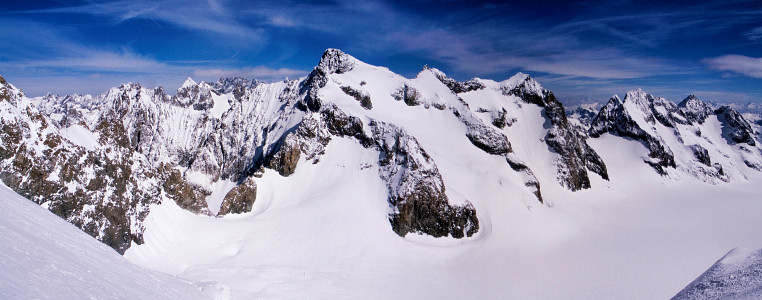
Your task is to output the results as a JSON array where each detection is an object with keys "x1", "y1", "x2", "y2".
[
  {"x1": 193, "y1": 66, "x2": 307, "y2": 80},
  {"x1": 703, "y1": 55, "x2": 762, "y2": 78},
  {"x1": 267, "y1": 15, "x2": 297, "y2": 28},
  {"x1": 14, "y1": 49, "x2": 167, "y2": 73},
  {"x1": 745, "y1": 27, "x2": 762, "y2": 41},
  {"x1": 27, "y1": 0, "x2": 261, "y2": 39}
]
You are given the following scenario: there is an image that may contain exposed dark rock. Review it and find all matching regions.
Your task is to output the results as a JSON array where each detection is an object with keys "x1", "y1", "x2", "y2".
[
  {"x1": 320, "y1": 104, "x2": 372, "y2": 147},
  {"x1": 543, "y1": 92, "x2": 609, "y2": 189},
  {"x1": 453, "y1": 105, "x2": 543, "y2": 203},
  {"x1": 258, "y1": 103, "x2": 481, "y2": 239},
  {"x1": 218, "y1": 177, "x2": 257, "y2": 216},
  {"x1": 590, "y1": 93, "x2": 677, "y2": 173},
  {"x1": 159, "y1": 163, "x2": 211, "y2": 214},
  {"x1": 489, "y1": 108, "x2": 511, "y2": 129},
  {"x1": 0, "y1": 75, "x2": 12, "y2": 103},
  {"x1": 691, "y1": 145, "x2": 712, "y2": 166},
  {"x1": 502, "y1": 75, "x2": 545, "y2": 107},
  {"x1": 266, "y1": 133, "x2": 302, "y2": 177},
  {"x1": 213, "y1": 77, "x2": 259, "y2": 94},
  {"x1": 340, "y1": 86, "x2": 372, "y2": 110},
  {"x1": 392, "y1": 85, "x2": 421, "y2": 106},
  {"x1": 317, "y1": 48, "x2": 355, "y2": 75},
  {"x1": 715, "y1": 106, "x2": 756, "y2": 146},
  {"x1": 426, "y1": 66, "x2": 485, "y2": 94},
  {"x1": 298, "y1": 49, "x2": 357, "y2": 112},
  {"x1": 370, "y1": 121, "x2": 478, "y2": 238},
  {"x1": 678, "y1": 94, "x2": 711, "y2": 124},
  {"x1": 506, "y1": 75, "x2": 608, "y2": 189},
  {"x1": 505, "y1": 154, "x2": 544, "y2": 203},
  {"x1": 456, "y1": 110, "x2": 512, "y2": 155},
  {"x1": 651, "y1": 97, "x2": 687, "y2": 128}
]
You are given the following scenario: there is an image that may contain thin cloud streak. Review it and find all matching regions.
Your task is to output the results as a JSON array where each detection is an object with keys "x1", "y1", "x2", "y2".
[
  {"x1": 26, "y1": 0, "x2": 261, "y2": 39},
  {"x1": 703, "y1": 55, "x2": 762, "y2": 78}
]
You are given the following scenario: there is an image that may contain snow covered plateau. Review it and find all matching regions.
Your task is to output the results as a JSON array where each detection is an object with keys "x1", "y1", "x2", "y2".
[{"x1": 1, "y1": 49, "x2": 762, "y2": 299}]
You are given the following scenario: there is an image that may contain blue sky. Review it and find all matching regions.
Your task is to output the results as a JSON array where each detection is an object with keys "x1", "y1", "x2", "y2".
[{"x1": 2, "y1": 0, "x2": 762, "y2": 105}]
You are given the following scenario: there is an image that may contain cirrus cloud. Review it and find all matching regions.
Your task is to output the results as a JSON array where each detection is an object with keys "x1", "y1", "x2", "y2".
[{"x1": 703, "y1": 55, "x2": 762, "y2": 78}]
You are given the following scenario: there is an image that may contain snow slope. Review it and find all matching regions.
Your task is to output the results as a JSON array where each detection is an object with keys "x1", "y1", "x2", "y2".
[
  {"x1": 673, "y1": 247, "x2": 762, "y2": 299},
  {"x1": 125, "y1": 133, "x2": 762, "y2": 299},
  {"x1": 0, "y1": 184, "x2": 227, "y2": 299}
]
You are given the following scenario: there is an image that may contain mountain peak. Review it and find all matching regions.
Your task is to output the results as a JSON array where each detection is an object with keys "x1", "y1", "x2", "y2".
[
  {"x1": 181, "y1": 77, "x2": 197, "y2": 89},
  {"x1": 500, "y1": 72, "x2": 532, "y2": 89},
  {"x1": 317, "y1": 48, "x2": 356, "y2": 74},
  {"x1": 678, "y1": 94, "x2": 711, "y2": 124},
  {"x1": 624, "y1": 88, "x2": 648, "y2": 100},
  {"x1": 0, "y1": 74, "x2": 24, "y2": 103}
]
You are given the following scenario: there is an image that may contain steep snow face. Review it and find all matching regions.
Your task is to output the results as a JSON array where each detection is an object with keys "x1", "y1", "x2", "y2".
[
  {"x1": 0, "y1": 184, "x2": 225, "y2": 300},
  {"x1": 673, "y1": 247, "x2": 762, "y2": 299}
]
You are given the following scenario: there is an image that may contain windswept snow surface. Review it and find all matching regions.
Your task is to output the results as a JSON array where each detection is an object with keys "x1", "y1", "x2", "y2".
[
  {"x1": 673, "y1": 247, "x2": 762, "y2": 299},
  {"x1": 0, "y1": 184, "x2": 227, "y2": 300},
  {"x1": 126, "y1": 133, "x2": 762, "y2": 299}
]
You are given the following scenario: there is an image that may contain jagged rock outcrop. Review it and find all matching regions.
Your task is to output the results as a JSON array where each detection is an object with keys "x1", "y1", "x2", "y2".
[
  {"x1": 218, "y1": 177, "x2": 257, "y2": 216},
  {"x1": 340, "y1": 86, "x2": 372, "y2": 110},
  {"x1": 678, "y1": 94, "x2": 712, "y2": 124},
  {"x1": 690, "y1": 144, "x2": 712, "y2": 167},
  {"x1": 370, "y1": 120, "x2": 478, "y2": 238},
  {"x1": 427, "y1": 66, "x2": 485, "y2": 94},
  {"x1": 507, "y1": 75, "x2": 608, "y2": 190},
  {"x1": 589, "y1": 91, "x2": 677, "y2": 174},
  {"x1": 455, "y1": 109, "x2": 512, "y2": 155},
  {"x1": 264, "y1": 51, "x2": 480, "y2": 238},
  {"x1": 213, "y1": 77, "x2": 259, "y2": 94},
  {"x1": 0, "y1": 76, "x2": 179, "y2": 254},
  {"x1": 392, "y1": 84, "x2": 421, "y2": 106},
  {"x1": 0, "y1": 73, "x2": 307, "y2": 253},
  {"x1": 715, "y1": 106, "x2": 756, "y2": 146},
  {"x1": 505, "y1": 153, "x2": 544, "y2": 203}
]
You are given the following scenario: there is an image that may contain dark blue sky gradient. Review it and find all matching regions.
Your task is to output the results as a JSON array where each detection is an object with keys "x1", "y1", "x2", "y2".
[{"x1": 2, "y1": 0, "x2": 762, "y2": 105}]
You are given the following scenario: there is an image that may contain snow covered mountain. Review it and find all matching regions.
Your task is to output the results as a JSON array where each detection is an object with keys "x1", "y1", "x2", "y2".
[
  {"x1": 2, "y1": 49, "x2": 761, "y2": 255},
  {"x1": 589, "y1": 89, "x2": 761, "y2": 181},
  {"x1": 2, "y1": 49, "x2": 762, "y2": 298}
]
